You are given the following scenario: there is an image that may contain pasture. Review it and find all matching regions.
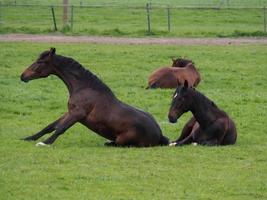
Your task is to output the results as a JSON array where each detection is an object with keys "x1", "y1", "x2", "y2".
[
  {"x1": 0, "y1": 42, "x2": 267, "y2": 199},
  {"x1": 1, "y1": 2, "x2": 267, "y2": 37}
]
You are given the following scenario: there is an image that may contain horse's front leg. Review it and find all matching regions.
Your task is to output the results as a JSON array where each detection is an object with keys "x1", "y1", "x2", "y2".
[
  {"x1": 22, "y1": 113, "x2": 67, "y2": 141},
  {"x1": 171, "y1": 117, "x2": 196, "y2": 144},
  {"x1": 174, "y1": 126, "x2": 201, "y2": 146},
  {"x1": 37, "y1": 113, "x2": 78, "y2": 146}
]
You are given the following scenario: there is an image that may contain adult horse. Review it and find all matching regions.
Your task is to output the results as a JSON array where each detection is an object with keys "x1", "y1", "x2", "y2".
[
  {"x1": 168, "y1": 81, "x2": 237, "y2": 146},
  {"x1": 20, "y1": 48, "x2": 169, "y2": 147},
  {"x1": 146, "y1": 63, "x2": 201, "y2": 89}
]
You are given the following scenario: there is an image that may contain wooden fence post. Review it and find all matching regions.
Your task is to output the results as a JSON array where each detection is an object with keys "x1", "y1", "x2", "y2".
[
  {"x1": 167, "y1": 6, "x2": 171, "y2": 32},
  {"x1": 264, "y1": 6, "x2": 266, "y2": 33},
  {"x1": 63, "y1": 0, "x2": 68, "y2": 26},
  {"x1": 146, "y1": 3, "x2": 151, "y2": 34},
  {"x1": 71, "y1": 5, "x2": 74, "y2": 31},
  {"x1": 51, "y1": 6, "x2": 57, "y2": 31}
]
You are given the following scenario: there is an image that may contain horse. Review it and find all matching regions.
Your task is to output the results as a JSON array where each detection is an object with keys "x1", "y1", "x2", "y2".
[
  {"x1": 146, "y1": 63, "x2": 201, "y2": 89},
  {"x1": 20, "y1": 48, "x2": 169, "y2": 147},
  {"x1": 168, "y1": 81, "x2": 237, "y2": 146},
  {"x1": 171, "y1": 57, "x2": 193, "y2": 68}
]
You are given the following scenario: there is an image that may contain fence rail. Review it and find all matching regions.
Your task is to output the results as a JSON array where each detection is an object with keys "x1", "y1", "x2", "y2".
[{"x1": 0, "y1": 3, "x2": 266, "y2": 37}]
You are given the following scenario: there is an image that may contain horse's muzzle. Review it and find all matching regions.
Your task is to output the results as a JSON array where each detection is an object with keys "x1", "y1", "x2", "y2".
[
  {"x1": 20, "y1": 74, "x2": 30, "y2": 82},
  {"x1": 168, "y1": 115, "x2": 177, "y2": 123}
]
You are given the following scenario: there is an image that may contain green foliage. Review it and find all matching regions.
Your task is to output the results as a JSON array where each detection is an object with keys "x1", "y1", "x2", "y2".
[{"x1": 0, "y1": 42, "x2": 267, "y2": 199}]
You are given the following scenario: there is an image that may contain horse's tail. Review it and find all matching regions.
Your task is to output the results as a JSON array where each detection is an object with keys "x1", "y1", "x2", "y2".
[{"x1": 159, "y1": 135, "x2": 169, "y2": 146}]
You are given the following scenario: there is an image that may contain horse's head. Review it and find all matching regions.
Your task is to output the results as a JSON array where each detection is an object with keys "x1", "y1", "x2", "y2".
[
  {"x1": 171, "y1": 57, "x2": 192, "y2": 68},
  {"x1": 168, "y1": 80, "x2": 192, "y2": 123},
  {"x1": 20, "y1": 48, "x2": 56, "y2": 82}
]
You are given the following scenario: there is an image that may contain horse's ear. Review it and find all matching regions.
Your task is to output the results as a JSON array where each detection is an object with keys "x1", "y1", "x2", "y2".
[{"x1": 49, "y1": 48, "x2": 56, "y2": 56}]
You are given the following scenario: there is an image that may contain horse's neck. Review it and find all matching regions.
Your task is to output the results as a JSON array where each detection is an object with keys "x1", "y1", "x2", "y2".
[
  {"x1": 190, "y1": 92, "x2": 216, "y2": 128},
  {"x1": 53, "y1": 57, "x2": 114, "y2": 98},
  {"x1": 53, "y1": 59, "x2": 85, "y2": 95}
]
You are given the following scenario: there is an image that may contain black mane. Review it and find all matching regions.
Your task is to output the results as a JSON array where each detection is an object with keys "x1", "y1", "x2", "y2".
[
  {"x1": 193, "y1": 89, "x2": 217, "y2": 108},
  {"x1": 39, "y1": 51, "x2": 50, "y2": 59},
  {"x1": 173, "y1": 58, "x2": 193, "y2": 67},
  {"x1": 53, "y1": 54, "x2": 115, "y2": 96}
]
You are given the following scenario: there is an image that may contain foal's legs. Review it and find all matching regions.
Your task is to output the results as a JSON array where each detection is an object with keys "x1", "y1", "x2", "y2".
[
  {"x1": 39, "y1": 113, "x2": 78, "y2": 145},
  {"x1": 22, "y1": 113, "x2": 67, "y2": 141},
  {"x1": 175, "y1": 127, "x2": 201, "y2": 146},
  {"x1": 174, "y1": 117, "x2": 197, "y2": 142}
]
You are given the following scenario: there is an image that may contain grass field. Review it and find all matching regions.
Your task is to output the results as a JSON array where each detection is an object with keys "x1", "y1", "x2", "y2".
[
  {"x1": 0, "y1": 42, "x2": 267, "y2": 199},
  {"x1": 1, "y1": 2, "x2": 267, "y2": 37}
]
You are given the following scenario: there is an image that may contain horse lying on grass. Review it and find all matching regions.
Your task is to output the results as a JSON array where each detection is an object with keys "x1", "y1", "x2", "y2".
[
  {"x1": 146, "y1": 62, "x2": 201, "y2": 89},
  {"x1": 20, "y1": 48, "x2": 169, "y2": 147},
  {"x1": 168, "y1": 81, "x2": 237, "y2": 146}
]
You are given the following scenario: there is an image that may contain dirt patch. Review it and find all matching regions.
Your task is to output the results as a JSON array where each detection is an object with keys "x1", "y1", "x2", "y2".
[{"x1": 1, "y1": 34, "x2": 267, "y2": 45}]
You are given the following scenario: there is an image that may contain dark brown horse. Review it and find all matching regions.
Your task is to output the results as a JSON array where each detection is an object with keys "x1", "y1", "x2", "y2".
[
  {"x1": 168, "y1": 81, "x2": 237, "y2": 146},
  {"x1": 171, "y1": 57, "x2": 193, "y2": 68},
  {"x1": 20, "y1": 48, "x2": 169, "y2": 147},
  {"x1": 146, "y1": 63, "x2": 201, "y2": 89}
]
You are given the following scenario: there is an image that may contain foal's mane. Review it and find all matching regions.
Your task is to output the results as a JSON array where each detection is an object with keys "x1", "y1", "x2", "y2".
[
  {"x1": 189, "y1": 88, "x2": 217, "y2": 108},
  {"x1": 52, "y1": 53, "x2": 114, "y2": 96}
]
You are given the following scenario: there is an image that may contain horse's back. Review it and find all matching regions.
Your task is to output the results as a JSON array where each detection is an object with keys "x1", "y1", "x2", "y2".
[{"x1": 147, "y1": 67, "x2": 177, "y2": 89}]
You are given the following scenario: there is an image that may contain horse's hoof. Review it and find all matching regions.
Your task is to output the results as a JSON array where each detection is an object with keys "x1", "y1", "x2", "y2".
[
  {"x1": 36, "y1": 142, "x2": 49, "y2": 147},
  {"x1": 22, "y1": 137, "x2": 34, "y2": 141},
  {"x1": 192, "y1": 142, "x2": 198, "y2": 146},
  {"x1": 169, "y1": 142, "x2": 177, "y2": 146}
]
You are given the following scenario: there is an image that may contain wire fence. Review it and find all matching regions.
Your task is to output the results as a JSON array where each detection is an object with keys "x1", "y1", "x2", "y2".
[
  {"x1": 2, "y1": 0, "x2": 267, "y2": 8},
  {"x1": 0, "y1": 3, "x2": 267, "y2": 37}
]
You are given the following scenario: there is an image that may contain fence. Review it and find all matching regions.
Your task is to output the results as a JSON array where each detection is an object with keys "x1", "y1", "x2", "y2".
[{"x1": 0, "y1": 3, "x2": 267, "y2": 37}]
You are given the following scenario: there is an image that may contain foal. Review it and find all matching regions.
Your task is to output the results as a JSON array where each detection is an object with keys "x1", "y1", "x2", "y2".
[
  {"x1": 146, "y1": 63, "x2": 201, "y2": 89},
  {"x1": 20, "y1": 48, "x2": 169, "y2": 147},
  {"x1": 168, "y1": 81, "x2": 237, "y2": 146}
]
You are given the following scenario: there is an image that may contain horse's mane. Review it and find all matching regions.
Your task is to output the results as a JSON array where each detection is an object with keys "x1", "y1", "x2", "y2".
[
  {"x1": 190, "y1": 88, "x2": 217, "y2": 108},
  {"x1": 53, "y1": 54, "x2": 115, "y2": 96},
  {"x1": 173, "y1": 58, "x2": 193, "y2": 67}
]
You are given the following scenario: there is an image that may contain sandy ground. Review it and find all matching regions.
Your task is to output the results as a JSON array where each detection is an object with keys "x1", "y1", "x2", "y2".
[{"x1": 1, "y1": 34, "x2": 267, "y2": 45}]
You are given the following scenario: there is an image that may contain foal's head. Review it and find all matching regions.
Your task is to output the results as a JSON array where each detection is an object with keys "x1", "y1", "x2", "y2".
[
  {"x1": 171, "y1": 57, "x2": 193, "y2": 68},
  {"x1": 20, "y1": 48, "x2": 56, "y2": 82},
  {"x1": 168, "y1": 81, "x2": 193, "y2": 123}
]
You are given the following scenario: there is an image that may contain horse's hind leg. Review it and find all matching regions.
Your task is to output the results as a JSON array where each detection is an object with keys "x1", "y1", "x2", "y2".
[
  {"x1": 114, "y1": 131, "x2": 148, "y2": 147},
  {"x1": 22, "y1": 114, "x2": 67, "y2": 141},
  {"x1": 221, "y1": 120, "x2": 237, "y2": 145}
]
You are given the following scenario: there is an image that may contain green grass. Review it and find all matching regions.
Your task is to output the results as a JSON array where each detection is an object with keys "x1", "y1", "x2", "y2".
[
  {"x1": 0, "y1": 42, "x2": 267, "y2": 199},
  {"x1": 0, "y1": 3, "x2": 267, "y2": 37}
]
